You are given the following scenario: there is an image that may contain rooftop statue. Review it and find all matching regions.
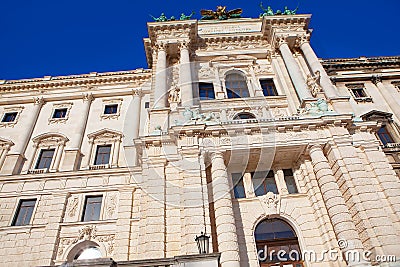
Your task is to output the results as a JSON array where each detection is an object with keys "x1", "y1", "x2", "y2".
[
  {"x1": 283, "y1": 6, "x2": 298, "y2": 15},
  {"x1": 180, "y1": 11, "x2": 195, "y2": 20},
  {"x1": 150, "y1": 13, "x2": 168, "y2": 22},
  {"x1": 259, "y1": 2, "x2": 274, "y2": 17},
  {"x1": 200, "y1": 6, "x2": 242, "y2": 20}
]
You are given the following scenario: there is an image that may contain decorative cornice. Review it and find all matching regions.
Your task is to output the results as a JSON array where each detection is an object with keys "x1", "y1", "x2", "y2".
[
  {"x1": 0, "y1": 69, "x2": 152, "y2": 93},
  {"x1": 322, "y1": 56, "x2": 400, "y2": 74}
]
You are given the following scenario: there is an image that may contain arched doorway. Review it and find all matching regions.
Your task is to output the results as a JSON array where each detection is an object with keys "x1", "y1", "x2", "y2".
[{"x1": 255, "y1": 218, "x2": 303, "y2": 267}]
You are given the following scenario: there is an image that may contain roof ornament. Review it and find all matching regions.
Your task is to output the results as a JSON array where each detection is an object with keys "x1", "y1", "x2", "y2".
[
  {"x1": 180, "y1": 11, "x2": 195, "y2": 20},
  {"x1": 150, "y1": 13, "x2": 176, "y2": 22},
  {"x1": 259, "y1": 2, "x2": 299, "y2": 17},
  {"x1": 200, "y1": 6, "x2": 242, "y2": 20}
]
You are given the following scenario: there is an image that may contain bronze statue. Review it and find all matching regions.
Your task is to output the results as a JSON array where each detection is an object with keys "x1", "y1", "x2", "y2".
[
  {"x1": 200, "y1": 6, "x2": 242, "y2": 20},
  {"x1": 180, "y1": 11, "x2": 195, "y2": 20},
  {"x1": 150, "y1": 13, "x2": 168, "y2": 22},
  {"x1": 259, "y1": 2, "x2": 274, "y2": 17}
]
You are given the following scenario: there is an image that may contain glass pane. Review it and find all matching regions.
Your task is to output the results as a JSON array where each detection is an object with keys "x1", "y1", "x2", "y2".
[
  {"x1": 82, "y1": 196, "x2": 102, "y2": 222},
  {"x1": 53, "y1": 108, "x2": 67, "y2": 118},
  {"x1": 104, "y1": 104, "x2": 118, "y2": 114},
  {"x1": 13, "y1": 199, "x2": 36, "y2": 226},
  {"x1": 232, "y1": 173, "x2": 245, "y2": 198},
  {"x1": 94, "y1": 145, "x2": 111, "y2": 165},
  {"x1": 199, "y1": 83, "x2": 215, "y2": 100},
  {"x1": 284, "y1": 169, "x2": 298, "y2": 194},
  {"x1": 226, "y1": 73, "x2": 249, "y2": 98},
  {"x1": 255, "y1": 218, "x2": 297, "y2": 241},
  {"x1": 260, "y1": 79, "x2": 277, "y2": 96},
  {"x1": 2, "y1": 112, "x2": 18, "y2": 122},
  {"x1": 377, "y1": 126, "x2": 394, "y2": 145},
  {"x1": 35, "y1": 149, "x2": 55, "y2": 169}
]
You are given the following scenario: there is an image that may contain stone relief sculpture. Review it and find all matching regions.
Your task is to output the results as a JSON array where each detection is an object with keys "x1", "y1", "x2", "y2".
[
  {"x1": 168, "y1": 85, "x2": 181, "y2": 103},
  {"x1": 106, "y1": 194, "x2": 118, "y2": 217},
  {"x1": 297, "y1": 98, "x2": 337, "y2": 116},
  {"x1": 66, "y1": 196, "x2": 79, "y2": 217},
  {"x1": 174, "y1": 108, "x2": 219, "y2": 126},
  {"x1": 306, "y1": 70, "x2": 322, "y2": 97},
  {"x1": 260, "y1": 192, "x2": 280, "y2": 215}
]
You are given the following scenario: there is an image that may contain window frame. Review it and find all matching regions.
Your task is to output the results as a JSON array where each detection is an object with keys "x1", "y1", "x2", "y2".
[
  {"x1": 252, "y1": 170, "x2": 278, "y2": 196},
  {"x1": 225, "y1": 72, "x2": 250, "y2": 99},
  {"x1": 346, "y1": 83, "x2": 373, "y2": 102},
  {"x1": 11, "y1": 198, "x2": 37, "y2": 226},
  {"x1": 81, "y1": 195, "x2": 103, "y2": 222},
  {"x1": 283, "y1": 169, "x2": 299, "y2": 194},
  {"x1": 48, "y1": 102, "x2": 73, "y2": 124},
  {"x1": 231, "y1": 173, "x2": 246, "y2": 199},
  {"x1": 34, "y1": 148, "x2": 56, "y2": 170},
  {"x1": 93, "y1": 144, "x2": 112, "y2": 166},
  {"x1": 101, "y1": 99, "x2": 122, "y2": 120},
  {"x1": 259, "y1": 79, "x2": 278, "y2": 97},
  {"x1": 377, "y1": 124, "x2": 395, "y2": 146},
  {"x1": 199, "y1": 82, "x2": 216, "y2": 100},
  {"x1": 0, "y1": 106, "x2": 24, "y2": 127},
  {"x1": 52, "y1": 108, "x2": 68, "y2": 119}
]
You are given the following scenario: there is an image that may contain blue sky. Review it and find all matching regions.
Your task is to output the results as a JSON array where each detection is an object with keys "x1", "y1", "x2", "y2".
[{"x1": 1, "y1": 0, "x2": 399, "y2": 80}]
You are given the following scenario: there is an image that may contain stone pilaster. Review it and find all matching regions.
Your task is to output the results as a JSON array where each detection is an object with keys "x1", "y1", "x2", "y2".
[
  {"x1": 179, "y1": 41, "x2": 194, "y2": 107},
  {"x1": 297, "y1": 34, "x2": 338, "y2": 99},
  {"x1": 276, "y1": 36, "x2": 313, "y2": 102},
  {"x1": 372, "y1": 75, "x2": 400, "y2": 123},
  {"x1": 308, "y1": 145, "x2": 369, "y2": 267},
  {"x1": 113, "y1": 188, "x2": 135, "y2": 261},
  {"x1": 210, "y1": 151, "x2": 240, "y2": 267},
  {"x1": 154, "y1": 42, "x2": 168, "y2": 108},
  {"x1": 1, "y1": 97, "x2": 44, "y2": 175},
  {"x1": 326, "y1": 140, "x2": 400, "y2": 256},
  {"x1": 62, "y1": 93, "x2": 93, "y2": 171},
  {"x1": 38, "y1": 193, "x2": 68, "y2": 266}
]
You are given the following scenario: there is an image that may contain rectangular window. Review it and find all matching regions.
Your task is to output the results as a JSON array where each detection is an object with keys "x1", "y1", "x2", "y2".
[
  {"x1": 199, "y1": 82, "x2": 215, "y2": 100},
  {"x1": 260, "y1": 79, "x2": 277, "y2": 96},
  {"x1": 232, "y1": 173, "x2": 246, "y2": 199},
  {"x1": 2, "y1": 112, "x2": 18, "y2": 122},
  {"x1": 82, "y1": 196, "x2": 102, "y2": 222},
  {"x1": 283, "y1": 169, "x2": 298, "y2": 194},
  {"x1": 35, "y1": 149, "x2": 55, "y2": 169},
  {"x1": 94, "y1": 145, "x2": 111, "y2": 165},
  {"x1": 377, "y1": 125, "x2": 394, "y2": 146},
  {"x1": 104, "y1": 104, "x2": 118, "y2": 115},
  {"x1": 144, "y1": 102, "x2": 150, "y2": 108},
  {"x1": 12, "y1": 199, "x2": 36, "y2": 226},
  {"x1": 351, "y1": 88, "x2": 367, "y2": 98},
  {"x1": 52, "y1": 108, "x2": 68, "y2": 119},
  {"x1": 252, "y1": 171, "x2": 278, "y2": 196}
]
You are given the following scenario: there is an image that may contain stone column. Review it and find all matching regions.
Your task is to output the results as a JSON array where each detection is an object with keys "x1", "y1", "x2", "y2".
[
  {"x1": 179, "y1": 41, "x2": 194, "y2": 107},
  {"x1": 51, "y1": 141, "x2": 65, "y2": 171},
  {"x1": 372, "y1": 76, "x2": 400, "y2": 122},
  {"x1": 308, "y1": 145, "x2": 369, "y2": 267},
  {"x1": 154, "y1": 42, "x2": 168, "y2": 108},
  {"x1": 1, "y1": 97, "x2": 44, "y2": 175},
  {"x1": 0, "y1": 144, "x2": 11, "y2": 171},
  {"x1": 83, "y1": 140, "x2": 94, "y2": 168},
  {"x1": 111, "y1": 137, "x2": 121, "y2": 167},
  {"x1": 131, "y1": 90, "x2": 143, "y2": 166},
  {"x1": 62, "y1": 93, "x2": 93, "y2": 171},
  {"x1": 210, "y1": 151, "x2": 240, "y2": 267},
  {"x1": 277, "y1": 36, "x2": 313, "y2": 101},
  {"x1": 297, "y1": 34, "x2": 338, "y2": 99},
  {"x1": 275, "y1": 169, "x2": 288, "y2": 195}
]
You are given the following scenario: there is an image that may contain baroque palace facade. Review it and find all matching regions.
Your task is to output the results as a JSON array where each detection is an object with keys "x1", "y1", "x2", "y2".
[{"x1": 0, "y1": 11, "x2": 400, "y2": 267}]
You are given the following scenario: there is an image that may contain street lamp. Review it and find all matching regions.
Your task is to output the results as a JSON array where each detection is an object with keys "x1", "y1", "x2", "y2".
[{"x1": 195, "y1": 232, "x2": 210, "y2": 254}]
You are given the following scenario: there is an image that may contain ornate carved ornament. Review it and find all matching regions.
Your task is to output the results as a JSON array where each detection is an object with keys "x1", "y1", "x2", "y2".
[
  {"x1": 259, "y1": 192, "x2": 281, "y2": 215},
  {"x1": 101, "y1": 98, "x2": 123, "y2": 120},
  {"x1": 196, "y1": 35, "x2": 269, "y2": 53},
  {"x1": 88, "y1": 128, "x2": 123, "y2": 144},
  {"x1": 0, "y1": 137, "x2": 14, "y2": 150},
  {"x1": 32, "y1": 133, "x2": 69, "y2": 148},
  {"x1": 0, "y1": 106, "x2": 24, "y2": 128},
  {"x1": 0, "y1": 70, "x2": 151, "y2": 93},
  {"x1": 48, "y1": 102, "x2": 73, "y2": 125}
]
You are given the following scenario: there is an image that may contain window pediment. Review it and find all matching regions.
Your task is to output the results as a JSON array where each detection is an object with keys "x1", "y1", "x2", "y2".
[
  {"x1": 87, "y1": 129, "x2": 123, "y2": 144},
  {"x1": 32, "y1": 133, "x2": 69, "y2": 148}
]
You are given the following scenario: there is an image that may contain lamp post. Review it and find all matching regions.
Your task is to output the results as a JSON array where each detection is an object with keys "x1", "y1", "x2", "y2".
[{"x1": 195, "y1": 232, "x2": 210, "y2": 254}]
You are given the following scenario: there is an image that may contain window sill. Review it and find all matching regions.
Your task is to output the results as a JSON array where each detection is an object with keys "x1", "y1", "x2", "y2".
[
  {"x1": 89, "y1": 164, "x2": 109, "y2": 170},
  {"x1": 27, "y1": 168, "x2": 49, "y2": 174},
  {"x1": 354, "y1": 97, "x2": 373, "y2": 103}
]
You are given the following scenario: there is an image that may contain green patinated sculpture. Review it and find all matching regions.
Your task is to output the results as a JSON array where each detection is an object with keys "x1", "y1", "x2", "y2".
[
  {"x1": 283, "y1": 6, "x2": 298, "y2": 15},
  {"x1": 180, "y1": 11, "x2": 195, "y2": 20},
  {"x1": 259, "y1": 2, "x2": 274, "y2": 17},
  {"x1": 150, "y1": 13, "x2": 168, "y2": 22}
]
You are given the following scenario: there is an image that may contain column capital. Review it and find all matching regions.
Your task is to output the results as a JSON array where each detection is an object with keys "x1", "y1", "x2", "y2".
[
  {"x1": 371, "y1": 75, "x2": 382, "y2": 85},
  {"x1": 82, "y1": 92, "x2": 94, "y2": 102},
  {"x1": 275, "y1": 35, "x2": 289, "y2": 48},
  {"x1": 132, "y1": 89, "x2": 144, "y2": 98},
  {"x1": 156, "y1": 41, "x2": 168, "y2": 52},
  {"x1": 178, "y1": 40, "x2": 190, "y2": 50},
  {"x1": 295, "y1": 33, "x2": 311, "y2": 47},
  {"x1": 33, "y1": 97, "x2": 45, "y2": 106}
]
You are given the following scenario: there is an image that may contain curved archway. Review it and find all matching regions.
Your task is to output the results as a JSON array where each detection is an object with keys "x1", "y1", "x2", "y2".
[
  {"x1": 233, "y1": 112, "x2": 256, "y2": 120},
  {"x1": 225, "y1": 72, "x2": 250, "y2": 99},
  {"x1": 254, "y1": 218, "x2": 303, "y2": 267},
  {"x1": 66, "y1": 240, "x2": 103, "y2": 262}
]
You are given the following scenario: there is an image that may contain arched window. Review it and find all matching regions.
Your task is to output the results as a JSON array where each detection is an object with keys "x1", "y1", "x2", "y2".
[
  {"x1": 225, "y1": 73, "x2": 250, "y2": 99},
  {"x1": 255, "y1": 218, "x2": 303, "y2": 267},
  {"x1": 233, "y1": 112, "x2": 256, "y2": 120},
  {"x1": 75, "y1": 246, "x2": 102, "y2": 260}
]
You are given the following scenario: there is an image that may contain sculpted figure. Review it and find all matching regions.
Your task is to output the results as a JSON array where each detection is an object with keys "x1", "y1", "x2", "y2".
[
  {"x1": 259, "y1": 2, "x2": 274, "y2": 17},
  {"x1": 306, "y1": 70, "x2": 322, "y2": 97},
  {"x1": 168, "y1": 86, "x2": 181, "y2": 103},
  {"x1": 180, "y1": 11, "x2": 195, "y2": 20}
]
